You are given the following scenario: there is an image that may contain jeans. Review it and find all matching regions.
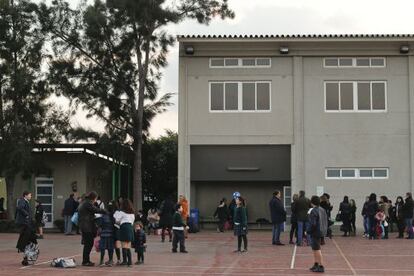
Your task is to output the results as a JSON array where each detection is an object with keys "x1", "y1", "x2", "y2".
[
  {"x1": 64, "y1": 215, "x2": 73, "y2": 234},
  {"x1": 297, "y1": 220, "x2": 308, "y2": 245},
  {"x1": 368, "y1": 216, "x2": 377, "y2": 239},
  {"x1": 363, "y1": 216, "x2": 369, "y2": 234},
  {"x1": 272, "y1": 223, "x2": 283, "y2": 243},
  {"x1": 82, "y1": 232, "x2": 95, "y2": 264},
  {"x1": 405, "y1": 218, "x2": 413, "y2": 239}
]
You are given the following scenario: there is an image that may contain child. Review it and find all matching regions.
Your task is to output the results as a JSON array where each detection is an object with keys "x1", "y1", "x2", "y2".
[
  {"x1": 233, "y1": 196, "x2": 248, "y2": 253},
  {"x1": 98, "y1": 202, "x2": 115, "y2": 266},
  {"x1": 172, "y1": 204, "x2": 189, "y2": 253},
  {"x1": 133, "y1": 222, "x2": 146, "y2": 265},
  {"x1": 307, "y1": 195, "x2": 325, "y2": 273},
  {"x1": 375, "y1": 207, "x2": 388, "y2": 239},
  {"x1": 34, "y1": 200, "x2": 44, "y2": 239},
  {"x1": 114, "y1": 199, "x2": 135, "y2": 266}
]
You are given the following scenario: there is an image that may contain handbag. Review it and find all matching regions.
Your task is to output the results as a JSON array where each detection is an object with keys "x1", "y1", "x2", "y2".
[
  {"x1": 71, "y1": 212, "x2": 79, "y2": 225},
  {"x1": 335, "y1": 212, "x2": 342, "y2": 222}
]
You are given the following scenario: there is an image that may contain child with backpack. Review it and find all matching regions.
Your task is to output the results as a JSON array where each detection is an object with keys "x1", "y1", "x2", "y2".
[
  {"x1": 307, "y1": 195, "x2": 326, "y2": 273},
  {"x1": 98, "y1": 202, "x2": 115, "y2": 266},
  {"x1": 133, "y1": 222, "x2": 147, "y2": 265}
]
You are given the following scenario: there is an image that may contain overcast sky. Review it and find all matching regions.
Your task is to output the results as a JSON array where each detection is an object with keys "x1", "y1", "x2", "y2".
[{"x1": 66, "y1": 0, "x2": 414, "y2": 137}]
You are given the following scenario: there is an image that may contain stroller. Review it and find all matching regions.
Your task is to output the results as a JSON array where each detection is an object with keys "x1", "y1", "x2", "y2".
[{"x1": 17, "y1": 225, "x2": 39, "y2": 266}]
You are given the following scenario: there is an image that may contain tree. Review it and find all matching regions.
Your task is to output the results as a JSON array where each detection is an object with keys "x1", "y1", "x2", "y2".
[
  {"x1": 40, "y1": 0, "x2": 234, "y2": 210},
  {"x1": 0, "y1": 0, "x2": 70, "y2": 216}
]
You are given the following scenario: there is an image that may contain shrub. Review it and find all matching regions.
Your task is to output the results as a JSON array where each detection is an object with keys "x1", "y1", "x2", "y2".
[
  {"x1": 0, "y1": 220, "x2": 18, "y2": 233},
  {"x1": 54, "y1": 219, "x2": 65, "y2": 233}
]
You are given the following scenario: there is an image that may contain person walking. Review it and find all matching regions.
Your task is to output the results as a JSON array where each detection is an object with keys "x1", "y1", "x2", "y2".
[
  {"x1": 62, "y1": 194, "x2": 77, "y2": 235},
  {"x1": 15, "y1": 191, "x2": 36, "y2": 265},
  {"x1": 172, "y1": 204, "x2": 189, "y2": 253},
  {"x1": 214, "y1": 198, "x2": 229, "y2": 233},
  {"x1": 403, "y1": 192, "x2": 414, "y2": 239},
  {"x1": 339, "y1": 196, "x2": 351, "y2": 237},
  {"x1": 295, "y1": 191, "x2": 311, "y2": 246},
  {"x1": 289, "y1": 194, "x2": 299, "y2": 244},
  {"x1": 307, "y1": 196, "x2": 325, "y2": 273},
  {"x1": 159, "y1": 196, "x2": 175, "y2": 242},
  {"x1": 78, "y1": 191, "x2": 107, "y2": 266},
  {"x1": 394, "y1": 196, "x2": 405, "y2": 238},
  {"x1": 361, "y1": 196, "x2": 370, "y2": 238},
  {"x1": 233, "y1": 196, "x2": 248, "y2": 253},
  {"x1": 114, "y1": 199, "x2": 135, "y2": 266},
  {"x1": 349, "y1": 199, "x2": 357, "y2": 236},
  {"x1": 269, "y1": 190, "x2": 286, "y2": 246},
  {"x1": 34, "y1": 200, "x2": 45, "y2": 239},
  {"x1": 367, "y1": 193, "x2": 379, "y2": 239}
]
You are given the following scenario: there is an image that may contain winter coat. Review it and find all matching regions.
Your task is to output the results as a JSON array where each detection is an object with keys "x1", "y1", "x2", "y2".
[
  {"x1": 98, "y1": 213, "x2": 115, "y2": 238},
  {"x1": 366, "y1": 200, "x2": 379, "y2": 217},
  {"x1": 15, "y1": 198, "x2": 32, "y2": 226},
  {"x1": 78, "y1": 199, "x2": 106, "y2": 234},
  {"x1": 403, "y1": 197, "x2": 414, "y2": 219},
  {"x1": 233, "y1": 206, "x2": 247, "y2": 227},
  {"x1": 158, "y1": 199, "x2": 175, "y2": 228},
  {"x1": 62, "y1": 197, "x2": 77, "y2": 216},
  {"x1": 269, "y1": 197, "x2": 287, "y2": 224},
  {"x1": 214, "y1": 203, "x2": 229, "y2": 221},
  {"x1": 295, "y1": 196, "x2": 311, "y2": 221}
]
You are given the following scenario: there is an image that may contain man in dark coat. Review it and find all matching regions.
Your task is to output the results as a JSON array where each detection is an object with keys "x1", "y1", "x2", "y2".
[
  {"x1": 78, "y1": 191, "x2": 107, "y2": 266},
  {"x1": 295, "y1": 190, "x2": 311, "y2": 246},
  {"x1": 62, "y1": 194, "x2": 77, "y2": 235},
  {"x1": 269, "y1": 190, "x2": 286, "y2": 245},
  {"x1": 403, "y1": 192, "x2": 414, "y2": 239},
  {"x1": 158, "y1": 196, "x2": 175, "y2": 242}
]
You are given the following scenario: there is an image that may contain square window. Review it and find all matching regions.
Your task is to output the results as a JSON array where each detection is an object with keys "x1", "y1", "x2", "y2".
[
  {"x1": 325, "y1": 58, "x2": 338, "y2": 67},
  {"x1": 210, "y1": 59, "x2": 224, "y2": 67},
  {"x1": 341, "y1": 169, "x2": 356, "y2": 178},
  {"x1": 210, "y1": 83, "x2": 224, "y2": 110},
  {"x1": 225, "y1": 59, "x2": 239, "y2": 66},
  {"x1": 257, "y1": 83, "x2": 270, "y2": 110},
  {"x1": 256, "y1": 58, "x2": 271, "y2": 66},
  {"x1": 372, "y1": 82, "x2": 386, "y2": 110},
  {"x1": 374, "y1": 169, "x2": 388, "y2": 178},
  {"x1": 371, "y1": 58, "x2": 385, "y2": 67},
  {"x1": 225, "y1": 83, "x2": 238, "y2": 110},
  {"x1": 357, "y1": 82, "x2": 371, "y2": 110},
  {"x1": 242, "y1": 83, "x2": 256, "y2": 110},
  {"x1": 356, "y1": 58, "x2": 370, "y2": 67},
  {"x1": 340, "y1": 83, "x2": 354, "y2": 110},
  {"x1": 339, "y1": 58, "x2": 353, "y2": 67},
  {"x1": 242, "y1": 59, "x2": 256, "y2": 66},
  {"x1": 327, "y1": 169, "x2": 340, "y2": 178},
  {"x1": 325, "y1": 83, "x2": 339, "y2": 110},
  {"x1": 359, "y1": 169, "x2": 373, "y2": 178}
]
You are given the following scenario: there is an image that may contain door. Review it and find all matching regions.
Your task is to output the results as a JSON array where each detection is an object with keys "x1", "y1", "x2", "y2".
[{"x1": 35, "y1": 178, "x2": 54, "y2": 228}]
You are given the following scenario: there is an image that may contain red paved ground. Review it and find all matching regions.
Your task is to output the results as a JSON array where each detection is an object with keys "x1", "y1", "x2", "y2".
[{"x1": 0, "y1": 231, "x2": 413, "y2": 275}]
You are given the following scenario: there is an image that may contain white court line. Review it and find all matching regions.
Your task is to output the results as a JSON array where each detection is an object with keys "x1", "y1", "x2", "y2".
[
  {"x1": 332, "y1": 239, "x2": 357, "y2": 275},
  {"x1": 290, "y1": 245, "x2": 297, "y2": 269},
  {"x1": 19, "y1": 253, "x2": 82, "y2": 269}
]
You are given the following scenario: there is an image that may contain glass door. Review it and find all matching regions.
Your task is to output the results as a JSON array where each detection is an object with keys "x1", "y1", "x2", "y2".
[{"x1": 35, "y1": 178, "x2": 54, "y2": 228}]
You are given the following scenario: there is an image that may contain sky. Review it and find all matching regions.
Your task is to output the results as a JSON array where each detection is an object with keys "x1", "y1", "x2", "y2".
[{"x1": 62, "y1": 0, "x2": 414, "y2": 138}]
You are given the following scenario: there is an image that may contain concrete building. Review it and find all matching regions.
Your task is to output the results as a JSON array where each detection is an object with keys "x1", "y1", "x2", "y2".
[{"x1": 177, "y1": 34, "x2": 414, "y2": 226}]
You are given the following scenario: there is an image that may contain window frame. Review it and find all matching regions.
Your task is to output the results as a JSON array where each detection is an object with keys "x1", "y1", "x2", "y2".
[
  {"x1": 323, "y1": 57, "x2": 386, "y2": 68},
  {"x1": 209, "y1": 58, "x2": 272, "y2": 69},
  {"x1": 209, "y1": 81, "x2": 272, "y2": 113},
  {"x1": 325, "y1": 168, "x2": 389, "y2": 180},
  {"x1": 324, "y1": 81, "x2": 387, "y2": 113}
]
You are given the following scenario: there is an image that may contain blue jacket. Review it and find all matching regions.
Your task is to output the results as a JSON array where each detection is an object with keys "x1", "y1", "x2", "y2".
[
  {"x1": 98, "y1": 213, "x2": 115, "y2": 238},
  {"x1": 15, "y1": 198, "x2": 32, "y2": 226},
  {"x1": 269, "y1": 197, "x2": 286, "y2": 224}
]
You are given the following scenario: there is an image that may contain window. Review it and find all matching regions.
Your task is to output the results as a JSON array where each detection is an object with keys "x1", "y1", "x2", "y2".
[
  {"x1": 324, "y1": 81, "x2": 387, "y2": 112},
  {"x1": 210, "y1": 58, "x2": 271, "y2": 68},
  {"x1": 324, "y1": 57, "x2": 386, "y2": 68},
  {"x1": 326, "y1": 168, "x2": 389, "y2": 179},
  {"x1": 209, "y1": 81, "x2": 271, "y2": 112}
]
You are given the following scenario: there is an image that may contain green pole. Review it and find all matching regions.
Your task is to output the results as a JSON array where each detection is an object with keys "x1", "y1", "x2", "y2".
[
  {"x1": 112, "y1": 164, "x2": 116, "y2": 200},
  {"x1": 118, "y1": 163, "x2": 121, "y2": 198},
  {"x1": 127, "y1": 165, "x2": 131, "y2": 200}
]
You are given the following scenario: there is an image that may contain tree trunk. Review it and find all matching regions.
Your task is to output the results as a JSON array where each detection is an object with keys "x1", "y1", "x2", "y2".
[
  {"x1": 133, "y1": 142, "x2": 143, "y2": 210},
  {"x1": 5, "y1": 176, "x2": 15, "y2": 220}
]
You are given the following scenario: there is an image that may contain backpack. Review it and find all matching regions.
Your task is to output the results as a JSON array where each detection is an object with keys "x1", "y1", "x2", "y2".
[
  {"x1": 318, "y1": 208, "x2": 328, "y2": 237},
  {"x1": 50, "y1": 258, "x2": 77, "y2": 268},
  {"x1": 22, "y1": 242, "x2": 39, "y2": 266}
]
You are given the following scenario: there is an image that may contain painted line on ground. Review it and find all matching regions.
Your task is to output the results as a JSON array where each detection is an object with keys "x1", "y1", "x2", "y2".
[
  {"x1": 19, "y1": 254, "x2": 82, "y2": 270},
  {"x1": 290, "y1": 244, "x2": 297, "y2": 269},
  {"x1": 332, "y1": 239, "x2": 356, "y2": 275}
]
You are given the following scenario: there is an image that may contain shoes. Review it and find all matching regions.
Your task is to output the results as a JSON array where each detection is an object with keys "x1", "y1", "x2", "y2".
[
  {"x1": 105, "y1": 261, "x2": 113, "y2": 267},
  {"x1": 310, "y1": 263, "x2": 318, "y2": 271},
  {"x1": 119, "y1": 262, "x2": 128, "y2": 266},
  {"x1": 275, "y1": 242, "x2": 285, "y2": 246},
  {"x1": 172, "y1": 249, "x2": 177, "y2": 253},
  {"x1": 311, "y1": 265, "x2": 325, "y2": 273},
  {"x1": 289, "y1": 241, "x2": 295, "y2": 245},
  {"x1": 180, "y1": 250, "x2": 188, "y2": 253},
  {"x1": 82, "y1": 262, "x2": 95, "y2": 267},
  {"x1": 241, "y1": 249, "x2": 247, "y2": 253},
  {"x1": 37, "y1": 235, "x2": 43, "y2": 239},
  {"x1": 233, "y1": 249, "x2": 241, "y2": 253},
  {"x1": 135, "y1": 261, "x2": 141, "y2": 265},
  {"x1": 99, "y1": 262, "x2": 105, "y2": 267},
  {"x1": 115, "y1": 260, "x2": 122, "y2": 265}
]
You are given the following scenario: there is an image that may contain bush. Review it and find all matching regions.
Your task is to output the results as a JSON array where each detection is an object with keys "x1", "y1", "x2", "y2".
[
  {"x1": 54, "y1": 219, "x2": 65, "y2": 233},
  {"x1": 0, "y1": 220, "x2": 18, "y2": 233}
]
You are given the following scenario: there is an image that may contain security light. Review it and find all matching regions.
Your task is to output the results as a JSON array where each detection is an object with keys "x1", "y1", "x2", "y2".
[
  {"x1": 185, "y1": 46, "x2": 194, "y2": 55},
  {"x1": 279, "y1": 46, "x2": 289, "y2": 54},
  {"x1": 400, "y1": 45, "x2": 410, "y2": 54}
]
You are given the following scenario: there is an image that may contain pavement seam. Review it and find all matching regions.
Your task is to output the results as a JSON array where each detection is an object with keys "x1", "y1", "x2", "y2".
[{"x1": 332, "y1": 238, "x2": 357, "y2": 275}]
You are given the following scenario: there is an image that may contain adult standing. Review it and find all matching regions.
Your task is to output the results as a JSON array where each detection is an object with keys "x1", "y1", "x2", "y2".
[
  {"x1": 361, "y1": 196, "x2": 370, "y2": 238},
  {"x1": 295, "y1": 191, "x2": 311, "y2": 246},
  {"x1": 269, "y1": 190, "x2": 286, "y2": 245},
  {"x1": 320, "y1": 194, "x2": 333, "y2": 239},
  {"x1": 394, "y1": 196, "x2": 405, "y2": 238},
  {"x1": 62, "y1": 194, "x2": 77, "y2": 235},
  {"x1": 159, "y1": 196, "x2": 175, "y2": 242},
  {"x1": 15, "y1": 191, "x2": 36, "y2": 265},
  {"x1": 214, "y1": 198, "x2": 229, "y2": 232},
  {"x1": 366, "y1": 193, "x2": 379, "y2": 239},
  {"x1": 339, "y1": 196, "x2": 351, "y2": 237},
  {"x1": 34, "y1": 200, "x2": 45, "y2": 239},
  {"x1": 78, "y1": 191, "x2": 107, "y2": 266},
  {"x1": 349, "y1": 199, "x2": 357, "y2": 236},
  {"x1": 403, "y1": 192, "x2": 414, "y2": 239},
  {"x1": 289, "y1": 194, "x2": 299, "y2": 244}
]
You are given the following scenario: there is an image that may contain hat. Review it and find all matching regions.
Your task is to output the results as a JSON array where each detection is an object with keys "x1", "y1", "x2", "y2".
[{"x1": 232, "y1": 191, "x2": 241, "y2": 199}]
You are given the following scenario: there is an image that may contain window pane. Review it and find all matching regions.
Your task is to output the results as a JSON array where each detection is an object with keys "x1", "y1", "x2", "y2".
[
  {"x1": 242, "y1": 83, "x2": 256, "y2": 110},
  {"x1": 210, "y1": 59, "x2": 224, "y2": 67},
  {"x1": 342, "y1": 169, "x2": 355, "y2": 178},
  {"x1": 256, "y1": 58, "x2": 270, "y2": 66},
  {"x1": 324, "y1": 58, "x2": 338, "y2": 67},
  {"x1": 257, "y1": 83, "x2": 270, "y2": 110},
  {"x1": 358, "y1": 82, "x2": 371, "y2": 110},
  {"x1": 359, "y1": 169, "x2": 373, "y2": 178},
  {"x1": 371, "y1": 58, "x2": 385, "y2": 67},
  {"x1": 374, "y1": 169, "x2": 388, "y2": 178},
  {"x1": 210, "y1": 83, "x2": 224, "y2": 110},
  {"x1": 42, "y1": 205, "x2": 52, "y2": 213},
  {"x1": 225, "y1": 83, "x2": 238, "y2": 110},
  {"x1": 242, "y1": 59, "x2": 255, "y2": 66},
  {"x1": 340, "y1": 83, "x2": 354, "y2": 110},
  {"x1": 225, "y1": 59, "x2": 238, "y2": 66},
  {"x1": 37, "y1": 195, "x2": 52, "y2": 204},
  {"x1": 356, "y1": 58, "x2": 370, "y2": 66},
  {"x1": 372, "y1": 82, "x2": 386, "y2": 110},
  {"x1": 339, "y1": 58, "x2": 353, "y2": 66},
  {"x1": 37, "y1": 179, "x2": 53, "y2": 185},
  {"x1": 327, "y1": 169, "x2": 340, "y2": 178},
  {"x1": 325, "y1": 83, "x2": 339, "y2": 110},
  {"x1": 37, "y1": 186, "x2": 52, "y2": 195}
]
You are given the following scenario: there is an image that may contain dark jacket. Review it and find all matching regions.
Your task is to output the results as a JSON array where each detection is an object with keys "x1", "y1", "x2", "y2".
[
  {"x1": 134, "y1": 229, "x2": 146, "y2": 250},
  {"x1": 366, "y1": 200, "x2": 379, "y2": 217},
  {"x1": 35, "y1": 205, "x2": 44, "y2": 224},
  {"x1": 233, "y1": 206, "x2": 247, "y2": 227},
  {"x1": 307, "y1": 207, "x2": 321, "y2": 238},
  {"x1": 98, "y1": 213, "x2": 115, "y2": 238},
  {"x1": 361, "y1": 201, "x2": 369, "y2": 216},
  {"x1": 159, "y1": 199, "x2": 175, "y2": 227},
  {"x1": 269, "y1": 197, "x2": 286, "y2": 224},
  {"x1": 320, "y1": 201, "x2": 332, "y2": 219},
  {"x1": 15, "y1": 198, "x2": 32, "y2": 226},
  {"x1": 62, "y1": 197, "x2": 77, "y2": 216},
  {"x1": 403, "y1": 197, "x2": 414, "y2": 219},
  {"x1": 295, "y1": 196, "x2": 311, "y2": 221},
  {"x1": 173, "y1": 211, "x2": 186, "y2": 229},
  {"x1": 290, "y1": 201, "x2": 297, "y2": 223},
  {"x1": 78, "y1": 199, "x2": 106, "y2": 234},
  {"x1": 214, "y1": 203, "x2": 229, "y2": 221},
  {"x1": 339, "y1": 202, "x2": 351, "y2": 221}
]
